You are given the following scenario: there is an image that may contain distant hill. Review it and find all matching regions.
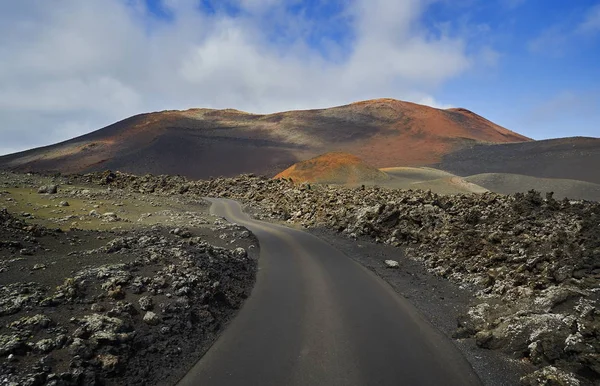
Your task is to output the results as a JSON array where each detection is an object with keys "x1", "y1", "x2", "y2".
[
  {"x1": 381, "y1": 167, "x2": 488, "y2": 194},
  {"x1": 275, "y1": 156, "x2": 491, "y2": 195},
  {"x1": 0, "y1": 98, "x2": 529, "y2": 179},
  {"x1": 436, "y1": 137, "x2": 600, "y2": 185},
  {"x1": 274, "y1": 152, "x2": 389, "y2": 185},
  {"x1": 465, "y1": 173, "x2": 600, "y2": 201}
]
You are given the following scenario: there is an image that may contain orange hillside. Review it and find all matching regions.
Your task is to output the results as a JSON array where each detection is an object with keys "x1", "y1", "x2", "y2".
[{"x1": 275, "y1": 152, "x2": 389, "y2": 185}]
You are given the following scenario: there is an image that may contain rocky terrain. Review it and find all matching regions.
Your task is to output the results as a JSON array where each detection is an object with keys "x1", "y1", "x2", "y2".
[
  {"x1": 82, "y1": 171, "x2": 600, "y2": 386},
  {"x1": 0, "y1": 172, "x2": 258, "y2": 385}
]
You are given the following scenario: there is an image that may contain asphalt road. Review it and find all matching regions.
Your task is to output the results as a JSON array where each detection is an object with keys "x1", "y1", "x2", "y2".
[{"x1": 177, "y1": 198, "x2": 481, "y2": 386}]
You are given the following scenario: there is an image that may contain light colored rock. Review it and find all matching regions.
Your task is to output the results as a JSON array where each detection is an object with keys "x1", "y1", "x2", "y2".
[
  {"x1": 384, "y1": 260, "x2": 399, "y2": 268},
  {"x1": 80, "y1": 314, "x2": 125, "y2": 334},
  {"x1": 97, "y1": 353, "x2": 120, "y2": 372},
  {"x1": 138, "y1": 296, "x2": 153, "y2": 311},
  {"x1": 90, "y1": 303, "x2": 105, "y2": 312},
  {"x1": 143, "y1": 311, "x2": 160, "y2": 325},
  {"x1": 103, "y1": 212, "x2": 118, "y2": 222},
  {"x1": 0, "y1": 334, "x2": 23, "y2": 355},
  {"x1": 233, "y1": 247, "x2": 247, "y2": 258},
  {"x1": 34, "y1": 338, "x2": 55, "y2": 353},
  {"x1": 8, "y1": 314, "x2": 51, "y2": 330},
  {"x1": 520, "y1": 366, "x2": 581, "y2": 386},
  {"x1": 37, "y1": 185, "x2": 58, "y2": 194}
]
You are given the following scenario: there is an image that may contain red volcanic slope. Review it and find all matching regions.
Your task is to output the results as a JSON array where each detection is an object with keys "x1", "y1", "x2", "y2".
[
  {"x1": 275, "y1": 152, "x2": 390, "y2": 184},
  {"x1": 0, "y1": 98, "x2": 531, "y2": 179}
]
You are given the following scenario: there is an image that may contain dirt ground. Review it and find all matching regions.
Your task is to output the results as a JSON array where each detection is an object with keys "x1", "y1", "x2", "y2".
[{"x1": 0, "y1": 172, "x2": 258, "y2": 385}]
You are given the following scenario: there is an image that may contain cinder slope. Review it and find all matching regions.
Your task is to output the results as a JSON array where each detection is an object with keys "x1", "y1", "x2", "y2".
[
  {"x1": 377, "y1": 166, "x2": 487, "y2": 194},
  {"x1": 381, "y1": 167, "x2": 457, "y2": 182},
  {"x1": 437, "y1": 137, "x2": 600, "y2": 185},
  {"x1": 466, "y1": 173, "x2": 600, "y2": 202},
  {"x1": 275, "y1": 152, "x2": 390, "y2": 185},
  {"x1": 0, "y1": 99, "x2": 529, "y2": 179}
]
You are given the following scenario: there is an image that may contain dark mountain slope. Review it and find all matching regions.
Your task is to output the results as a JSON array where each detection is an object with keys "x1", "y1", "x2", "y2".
[
  {"x1": 436, "y1": 137, "x2": 600, "y2": 185},
  {"x1": 0, "y1": 99, "x2": 530, "y2": 179}
]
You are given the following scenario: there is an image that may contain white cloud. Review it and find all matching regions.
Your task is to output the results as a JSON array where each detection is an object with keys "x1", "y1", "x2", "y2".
[
  {"x1": 0, "y1": 0, "x2": 484, "y2": 155},
  {"x1": 416, "y1": 96, "x2": 454, "y2": 109}
]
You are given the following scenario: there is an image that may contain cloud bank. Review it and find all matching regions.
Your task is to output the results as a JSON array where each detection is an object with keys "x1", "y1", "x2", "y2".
[{"x1": 0, "y1": 0, "x2": 486, "y2": 154}]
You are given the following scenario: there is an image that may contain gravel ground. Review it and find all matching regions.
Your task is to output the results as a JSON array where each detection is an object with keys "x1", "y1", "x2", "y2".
[
  {"x1": 5, "y1": 170, "x2": 599, "y2": 385},
  {"x1": 87, "y1": 171, "x2": 599, "y2": 386},
  {"x1": 0, "y1": 172, "x2": 259, "y2": 386}
]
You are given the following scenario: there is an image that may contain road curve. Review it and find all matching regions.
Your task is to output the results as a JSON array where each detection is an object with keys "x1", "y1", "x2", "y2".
[{"x1": 177, "y1": 198, "x2": 481, "y2": 386}]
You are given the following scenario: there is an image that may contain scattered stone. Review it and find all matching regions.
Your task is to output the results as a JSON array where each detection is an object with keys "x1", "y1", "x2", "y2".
[
  {"x1": 20, "y1": 248, "x2": 34, "y2": 256},
  {"x1": 37, "y1": 185, "x2": 58, "y2": 194},
  {"x1": 143, "y1": 311, "x2": 160, "y2": 325},
  {"x1": 0, "y1": 334, "x2": 25, "y2": 355},
  {"x1": 384, "y1": 260, "x2": 399, "y2": 268},
  {"x1": 33, "y1": 338, "x2": 55, "y2": 354},
  {"x1": 90, "y1": 303, "x2": 105, "y2": 312},
  {"x1": 97, "y1": 354, "x2": 120, "y2": 372},
  {"x1": 8, "y1": 314, "x2": 52, "y2": 331},
  {"x1": 233, "y1": 247, "x2": 247, "y2": 259},
  {"x1": 520, "y1": 366, "x2": 582, "y2": 386},
  {"x1": 102, "y1": 212, "x2": 118, "y2": 222},
  {"x1": 171, "y1": 228, "x2": 192, "y2": 238},
  {"x1": 138, "y1": 296, "x2": 153, "y2": 311},
  {"x1": 107, "y1": 286, "x2": 125, "y2": 300},
  {"x1": 85, "y1": 172, "x2": 599, "y2": 384}
]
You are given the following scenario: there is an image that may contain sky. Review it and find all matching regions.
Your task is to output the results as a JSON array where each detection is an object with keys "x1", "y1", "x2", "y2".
[{"x1": 0, "y1": 0, "x2": 599, "y2": 155}]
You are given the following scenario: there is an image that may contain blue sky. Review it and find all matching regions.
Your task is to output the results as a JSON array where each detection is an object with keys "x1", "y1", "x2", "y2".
[
  {"x1": 0, "y1": 0, "x2": 598, "y2": 155},
  {"x1": 430, "y1": 0, "x2": 600, "y2": 140}
]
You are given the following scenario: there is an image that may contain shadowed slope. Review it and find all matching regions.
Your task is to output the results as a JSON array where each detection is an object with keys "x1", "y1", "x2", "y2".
[
  {"x1": 437, "y1": 137, "x2": 600, "y2": 185},
  {"x1": 465, "y1": 173, "x2": 600, "y2": 202},
  {"x1": 0, "y1": 99, "x2": 530, "y2": 179}
]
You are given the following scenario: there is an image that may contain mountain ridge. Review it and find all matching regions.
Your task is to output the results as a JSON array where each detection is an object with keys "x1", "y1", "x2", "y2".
[{"x1": 0, "y1": 98, "x2": 531, "y2": 179}]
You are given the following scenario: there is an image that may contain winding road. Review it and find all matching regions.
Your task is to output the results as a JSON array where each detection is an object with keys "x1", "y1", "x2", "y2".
[{"x1": 177, "y1": 198, "x2": 481, "y2": 386}]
